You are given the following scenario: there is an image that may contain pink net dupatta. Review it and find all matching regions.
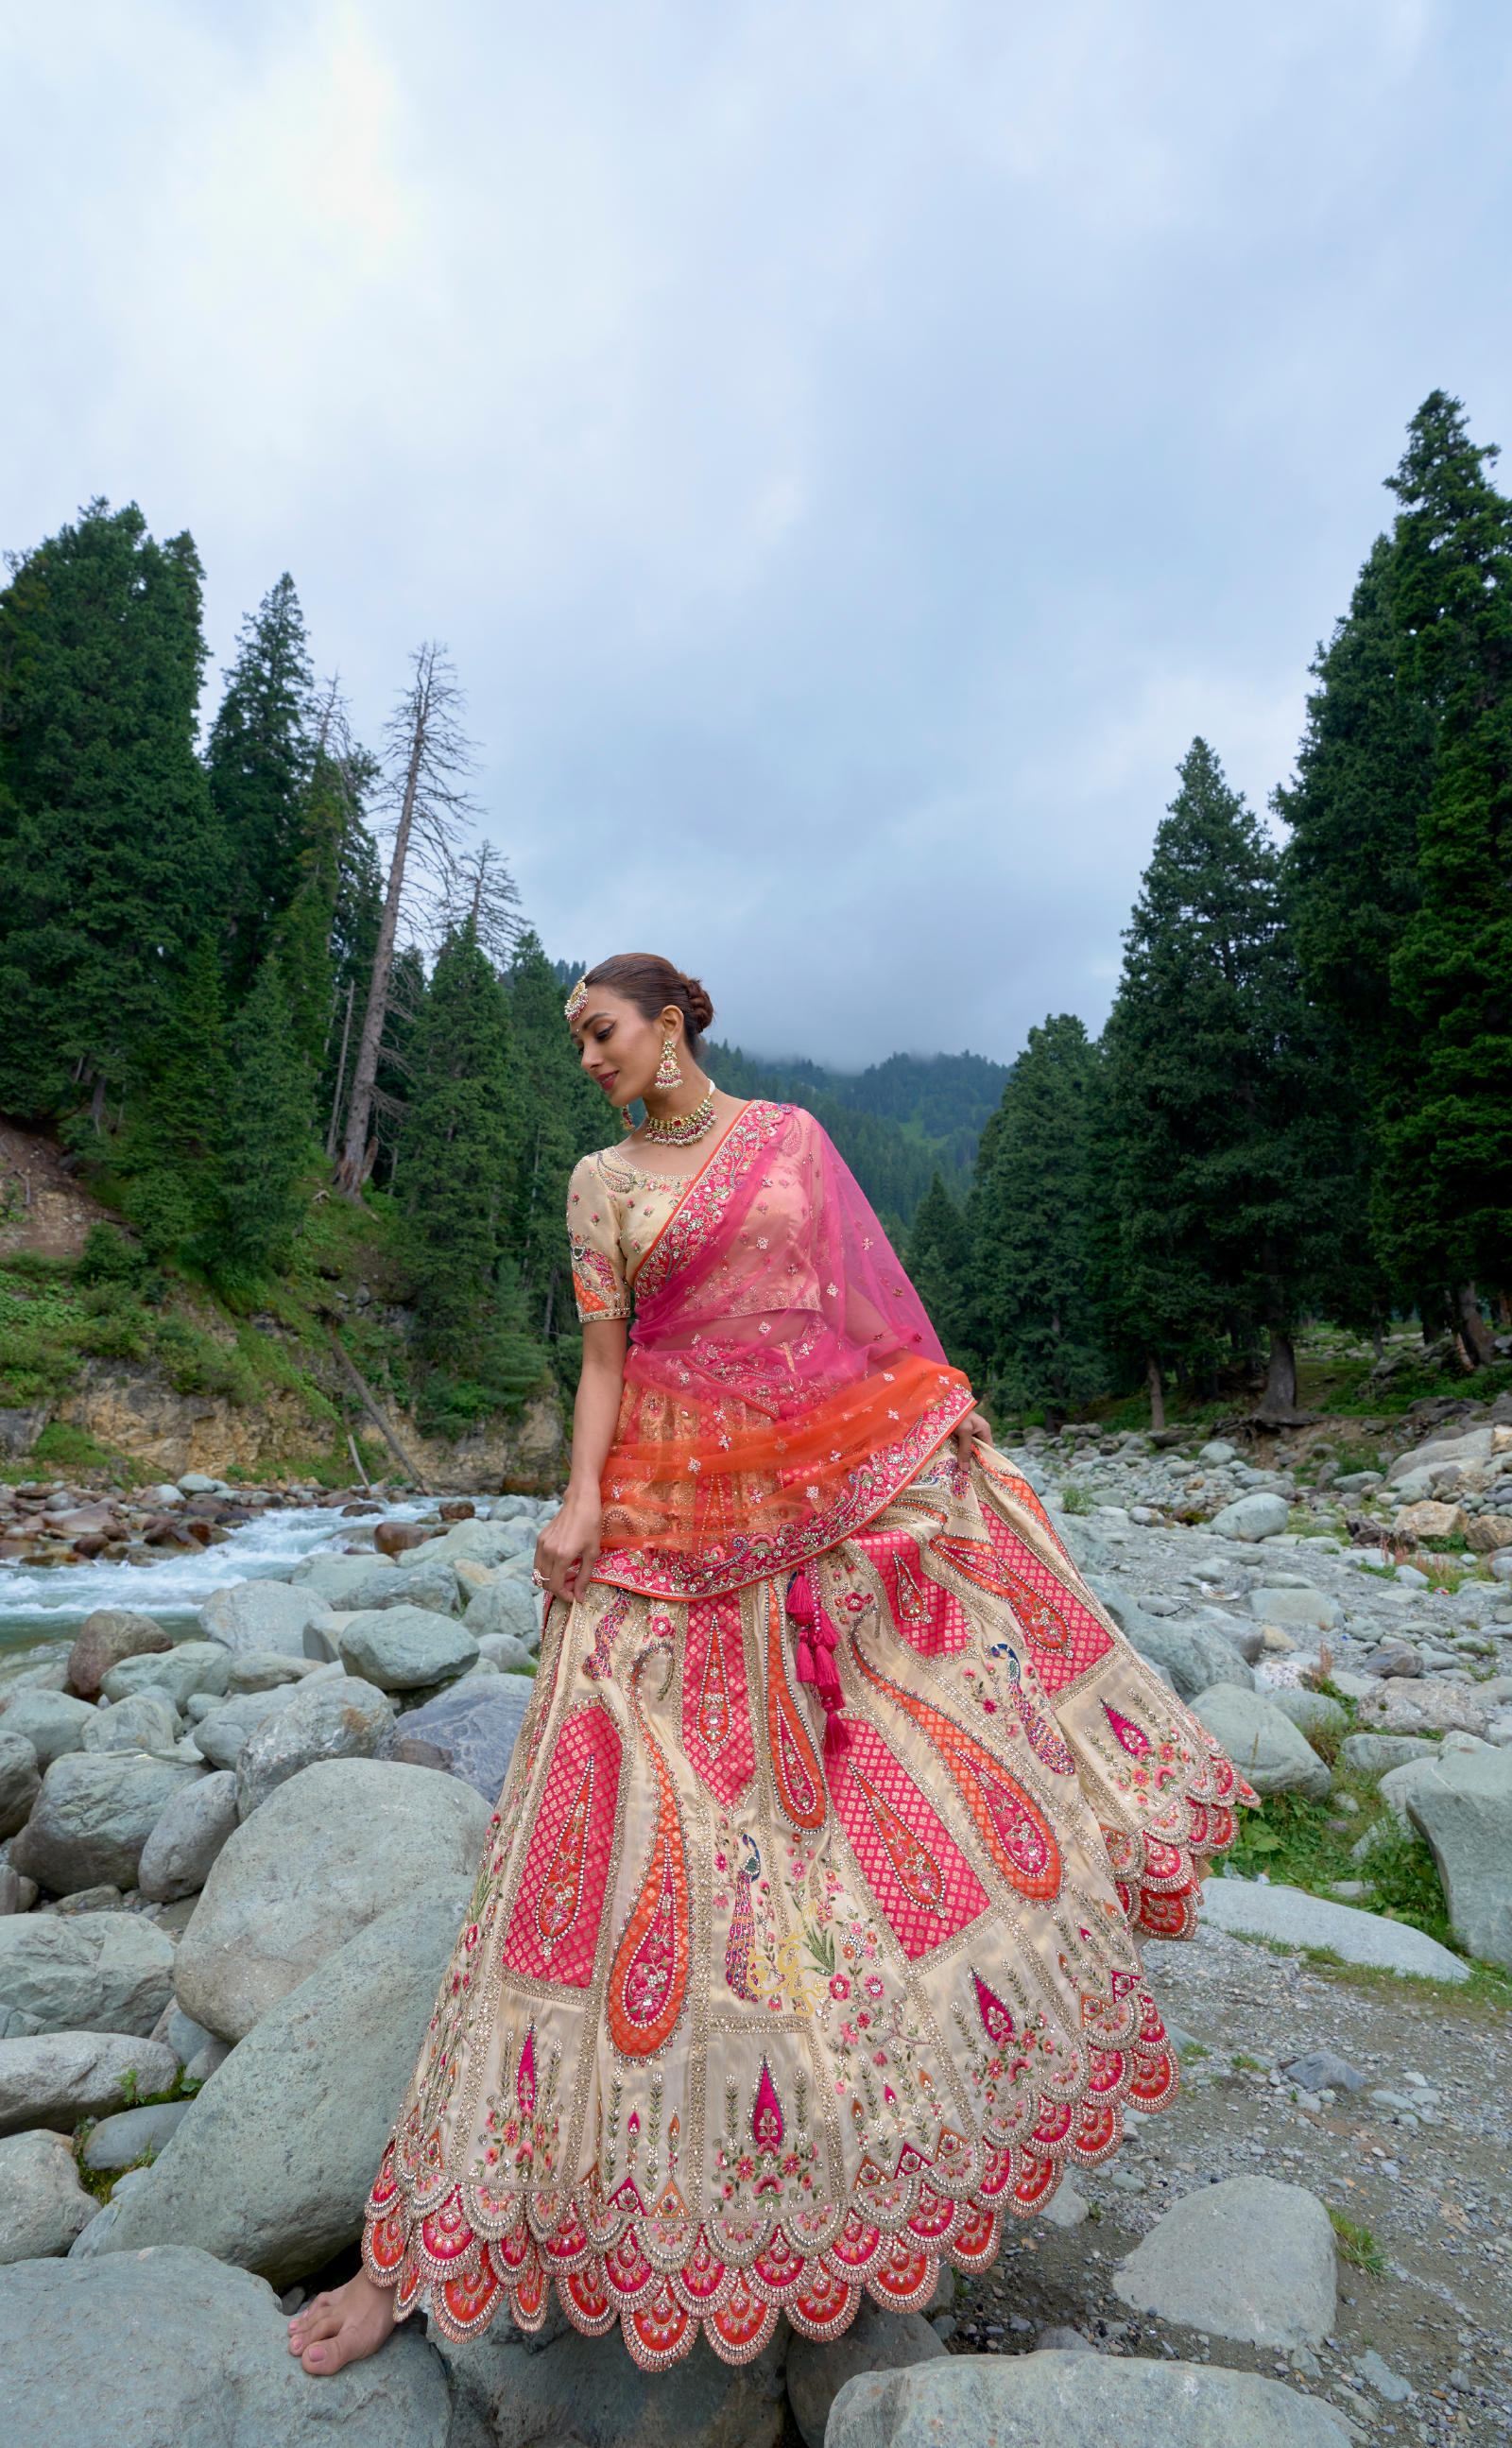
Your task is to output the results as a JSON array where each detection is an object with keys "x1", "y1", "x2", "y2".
[{"x1": 593, "y1": 1100, "x2": 975, "y2": 1598}]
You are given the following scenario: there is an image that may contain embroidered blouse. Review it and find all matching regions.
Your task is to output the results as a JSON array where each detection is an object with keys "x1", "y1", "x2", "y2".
[{"x1": 567, "y1": 1148, "x2": 691, "y2": 1321}]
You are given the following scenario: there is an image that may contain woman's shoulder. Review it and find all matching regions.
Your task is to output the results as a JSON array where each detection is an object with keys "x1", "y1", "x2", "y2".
[{"x1": 567, "y1": 1146, "x2": 634, "y2": 1203}]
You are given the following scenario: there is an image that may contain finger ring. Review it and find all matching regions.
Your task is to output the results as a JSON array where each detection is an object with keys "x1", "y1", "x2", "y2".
[{"x1": 531, "y1": 1569, "x2": 547, "y2": 1590}]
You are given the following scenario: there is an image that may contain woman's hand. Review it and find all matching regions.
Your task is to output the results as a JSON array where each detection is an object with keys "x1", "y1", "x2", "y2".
[
  {"x1": 953, "y1": 1408, "x2": 992, "y2": 1470},
  {"x1": 534, "y1": 1484, "x2": 603, "y2": 1608}
]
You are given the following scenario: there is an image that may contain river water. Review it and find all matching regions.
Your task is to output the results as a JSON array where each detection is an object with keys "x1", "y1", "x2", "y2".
[{"x1": 0, "y1": 1501, "x2": 429, "y2": 1669}]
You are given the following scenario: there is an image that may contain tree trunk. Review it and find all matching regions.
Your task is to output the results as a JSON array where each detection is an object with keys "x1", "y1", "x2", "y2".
[
  {"x1": 1145, "y1": 1352, "x2": 1165, "y2": 1432},
  {"x1": 1454, "y1": 1281, "x2": 1495, "y2": 1370},
  {"x1": 1263, "y1": 1325, "x2": 1297, "y2": 1414},
  {"x1": 339, "y1": 728, "x2": 427, "y2": 1193},
  {"x1": 89, "y1": 1072, "x2": 107, "y2": 1129},
  {"x1": 325, "y1": 980, "x2": 354, "y2": 1161}
]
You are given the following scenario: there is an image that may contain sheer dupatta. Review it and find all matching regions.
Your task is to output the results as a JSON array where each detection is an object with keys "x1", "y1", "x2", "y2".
[{"x1": 594, "y1": 1101, "x2": 975, "y2": 1598}]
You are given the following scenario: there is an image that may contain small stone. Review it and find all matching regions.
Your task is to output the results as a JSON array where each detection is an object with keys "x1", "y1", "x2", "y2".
[
  {"x1": 184, "y1": 2039, "x2": 232, "y2": 2083},
  {"x1": 1040, "y1": 2180, "x2": 1089, "y2": 2228},
  {"x1": 1281, "y1": 2050, "x2": 1364, "y2": 2095},
  {"x1": 0, "y1": 2129, "x2": 96, "y2": 2262},
  {"x1": 1355, "y1": 2347, "x2": 1412, "y2": 2404},
  {"x1": 372, "y1": 1520, "x2": 436, "y2": 1558},
  {"x1": 1035, "y1": 2326, "x2": 1093, "y2": 2353},
  {"x1": 82, "y1": 2097, "x2": 191, "y2": 2170}
]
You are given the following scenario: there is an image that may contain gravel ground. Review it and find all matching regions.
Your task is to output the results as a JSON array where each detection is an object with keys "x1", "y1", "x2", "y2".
[{"x1": 941, "y1": 1425, "x2": 1512, "y2": 2446}]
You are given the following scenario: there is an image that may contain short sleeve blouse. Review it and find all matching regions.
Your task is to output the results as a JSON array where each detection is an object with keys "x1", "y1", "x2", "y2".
[{"x1": 566, "y1": 1149, "x2": 689, "y2": 1322}]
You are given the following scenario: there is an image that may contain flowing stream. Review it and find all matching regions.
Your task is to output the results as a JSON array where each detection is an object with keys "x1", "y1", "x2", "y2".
[{"x1": 0, "y1": 1501, "x2": 429, "y2": 1669}]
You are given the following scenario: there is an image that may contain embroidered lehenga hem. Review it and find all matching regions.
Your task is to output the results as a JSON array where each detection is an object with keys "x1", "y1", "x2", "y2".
[{"x1": 360, "y1": 1439, "x2": 1249, "y2": 2371}]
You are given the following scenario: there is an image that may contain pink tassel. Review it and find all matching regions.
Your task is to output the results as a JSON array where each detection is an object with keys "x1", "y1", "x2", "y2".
[
  {"x1": 823, "y1": 1710, "x2": 852, "y2": 1761},
  {"x1": 795, "y1": 1638, "x2": 817, "y2": 1683}
]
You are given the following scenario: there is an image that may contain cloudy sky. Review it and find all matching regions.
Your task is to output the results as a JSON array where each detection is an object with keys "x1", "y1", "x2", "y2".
[{"x1": 5, "y1": 1, "x2": 1510, "y2": 1068}]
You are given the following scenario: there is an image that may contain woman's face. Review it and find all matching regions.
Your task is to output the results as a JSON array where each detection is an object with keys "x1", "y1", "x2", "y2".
[{"x1": 571, "y1": 989, "x2": 681, "y2": 1110}]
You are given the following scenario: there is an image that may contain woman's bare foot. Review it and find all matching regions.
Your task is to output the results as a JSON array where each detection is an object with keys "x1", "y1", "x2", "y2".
[{"x1": 286, "y1": 2268, "x2": 397, "y2": 2374}]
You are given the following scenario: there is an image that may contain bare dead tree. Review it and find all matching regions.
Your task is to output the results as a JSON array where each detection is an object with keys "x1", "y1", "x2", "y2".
[
  {"x1": 430, "y1": 840, "x2": 522, "y2": 973},
  {"x1": 338, "y1": 646, "x2": 478, "y2": 1195}
]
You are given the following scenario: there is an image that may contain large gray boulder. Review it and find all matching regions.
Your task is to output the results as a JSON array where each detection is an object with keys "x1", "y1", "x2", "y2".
[
  {"x1": 462, "y1": 1577, "x2": 541, "y2": 1646},
  {"x1": 1407, "y1": 1745, "x2": 1512, "y2": 1968},
  {"x1": 107, "y1": 1874, "x2": 471, "y2": 2285},
  {"x1": 412, "y1": 1519, "x2": 532, "y2": 1571},
  {"x1": 1086, "y1": 1582, "x2": 1253, "y2": 1701},
  {"x1": 826, "y1": 2352, "x2": 1349, "y2": 2448},
  {"x1": 1211, "y1": 1492, "x2": 1291, "y2": 1542},
  {"x1": 198, "y1": 1579, "x2": 333, "y2": 1659},
  {"x1": 0, "y1": 2129, "x2": 96, "y2": 2262},
  {"x1": 1198, "y1": 1876, "x2": 1469, "y2": 1978},
  {"x1": 0, "y1": 1911, "x2": 176, "y2": 2036},
  {"x1": 375, "y1": 1677, "x2": 530, "y2": 1802},
  {"x1": 173, "y1": 1757, "x2": 490, "y2": 2041},
  {"x1": 234, "y1": 1676, "x2": 394, "y2": 1816},
  {"x1": 0, "y1": 1732, "x2": 40, "y2": 1839},
  {"x1": 1113, "y1": 2174, "x2": 1335, "y2": 2344},
  {"x1": 331, "y1": 1558, "x2": 461, "y2": 1619},
  {"x1": 432, "y1": 2295, "x2": 790, "y2": 2448},
  {"x1": 1191, "y1": 1686, "x2": 1332, "y2": 1800},
  {"x1": 137, "y1": 1771, "x2": 240, "y2": 1903},
  {"x1": 787, "y1": 2298, "x2": 945, "y2": 2448},
  {"x1": 0, "y1": 2248, "x2": 453, "y2": 2446},
  {"x1": 0, "y1": 2030, "x2": 178, "y2": 2135},
  {"x1": 228, "y1": 1651, "x2": 320, "y2": 1695},
  {"x1": 80, "y1": 1690, "x2": 180, "y2": 1757},
  {"x1": 101, "y1": 1643, "x2": 231, "y2": 1710},
  {"x1": 288, "y1": 1552, "x2": 397, "y2": 1603},
  {"x1": 0, "y1": 1690, "x2": 95, "y2": 1769},
  {"x1": 9, "y1": 1752, "x2": 205, "y2": 1893},
  {"x1": 1354, "y1": 1677, "x2": 1489, "y2": 1738},
  {"x1": 331, "y1": 1606, "x2": 478, "y2": 1692}
]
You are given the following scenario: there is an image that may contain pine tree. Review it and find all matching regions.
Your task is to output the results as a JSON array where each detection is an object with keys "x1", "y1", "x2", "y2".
[
  {"x1": 973, "y1": 1015, "x2": 1107, "y2": 1415},
  {"x1": 1373, "y1": 393, "x2": 1512, "y2": 1357},
  {"x1": 1103, "y1": 740, "x2": 1366, "y2": 1417},
  {"x1": 208, "y1": 576, "x2": 316, "y2": 993},
  {"x1": 0, "y1": 501, "x2": 223, "y2": 1119},
  {"x1": 507, "y1": 932, "x2": 614, "y2": 1340},
  {"x1": 221, "y1": 958, "x2": 314, "y2": 1276},
  {"x1": 905, "y1": 1172, "x2": 981, "y2": 1375},
  {"x1": 404, "y1": 922, "x2": 523, "y2": 1382},
  {"x1": 120, "y1": 940, "x2": 232, "y2": 1265}
]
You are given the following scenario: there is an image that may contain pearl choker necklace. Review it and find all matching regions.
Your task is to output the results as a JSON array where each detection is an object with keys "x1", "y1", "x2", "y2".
[{"x1": 640, "y1": 1090, "x2": 717, "y2": 1147}]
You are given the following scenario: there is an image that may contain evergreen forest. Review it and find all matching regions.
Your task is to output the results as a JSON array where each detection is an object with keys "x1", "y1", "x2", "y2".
[{"x1": 1, "y1": 389, "x2": 1508, "y2": 1466}]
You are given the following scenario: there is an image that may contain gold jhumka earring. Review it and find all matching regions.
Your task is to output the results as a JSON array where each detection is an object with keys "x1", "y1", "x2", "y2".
[{"x1": 654, "y1": 1038, "x2": 683, "y2": 1091}]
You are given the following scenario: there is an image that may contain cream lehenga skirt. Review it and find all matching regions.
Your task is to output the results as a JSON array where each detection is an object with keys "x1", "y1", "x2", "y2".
[{"x1": 362, "y1": 1444, "x2": 1245, "y2": 2369}]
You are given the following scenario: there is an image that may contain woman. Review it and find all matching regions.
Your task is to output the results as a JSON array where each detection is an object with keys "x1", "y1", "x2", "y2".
[{"x1": 291, "y1": 954, "x2": 1246, "y2": 2378}]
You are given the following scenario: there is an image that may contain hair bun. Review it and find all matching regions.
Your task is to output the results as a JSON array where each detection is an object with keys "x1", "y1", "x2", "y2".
[{"x1": 680, "y1": 974, "x2": 714, "y2": 1033}]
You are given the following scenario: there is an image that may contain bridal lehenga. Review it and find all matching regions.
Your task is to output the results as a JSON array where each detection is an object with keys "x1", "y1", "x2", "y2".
[{"x1": 362, "y1": 1102, "x2": 1248, "y2": 2369}]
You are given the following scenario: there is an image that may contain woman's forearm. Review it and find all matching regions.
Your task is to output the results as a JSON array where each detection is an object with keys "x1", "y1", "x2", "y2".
[{"x1": 566, "y1": 1322, "x2": 627, "y2": 1494}]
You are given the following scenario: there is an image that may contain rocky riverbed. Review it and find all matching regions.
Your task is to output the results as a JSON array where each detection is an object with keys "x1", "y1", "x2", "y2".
[{"x1": 0, "y1": 1418, "x2": 1509, "y2": 2446}]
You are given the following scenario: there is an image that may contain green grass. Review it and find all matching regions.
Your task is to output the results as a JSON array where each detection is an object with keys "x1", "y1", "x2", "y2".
[
  {"x1": 1061, "y1": 1484, "x2": 1097, "y2": 1515},
  {"x1": 1329, "y1": 2210, "x2": 1386, "y2": 2278},
  {"x1": 29, "y1": 1422, "x2": 123, "y2": 1475}
]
